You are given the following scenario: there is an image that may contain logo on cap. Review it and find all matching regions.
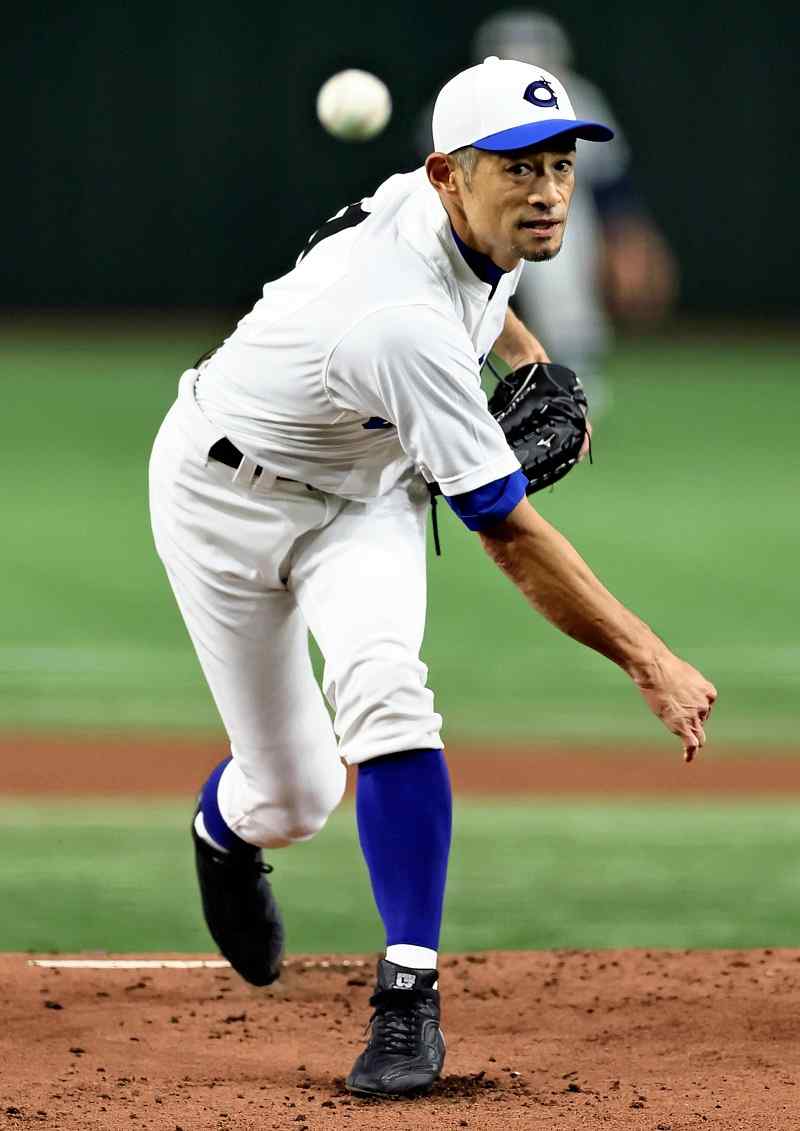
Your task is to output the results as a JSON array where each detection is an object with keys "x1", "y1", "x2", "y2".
[{"x1": 524, "y1": 78, "x2": 559, "y2": 110}]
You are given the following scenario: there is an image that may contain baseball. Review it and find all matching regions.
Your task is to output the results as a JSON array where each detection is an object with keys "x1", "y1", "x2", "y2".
[{"x1": 316, "y1": 69, "x2": 392, "y2": 142}]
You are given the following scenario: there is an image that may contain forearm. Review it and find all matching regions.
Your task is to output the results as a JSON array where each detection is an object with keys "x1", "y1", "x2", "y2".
[
  {"x1": 480, "y1": 499, "x2": 663, "y2": 677},
  {"x1": 492, "y1": 306, "x2": 549, "y2": 370}
]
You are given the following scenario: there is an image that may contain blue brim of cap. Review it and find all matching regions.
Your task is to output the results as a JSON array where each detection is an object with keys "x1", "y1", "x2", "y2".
[{"x1": 472, "y1": 119, "x2": 614, "y2": 151}]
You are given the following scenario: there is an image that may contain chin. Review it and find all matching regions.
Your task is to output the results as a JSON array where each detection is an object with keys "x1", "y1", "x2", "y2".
[{"x1": 521, "y1": 241, "x2": 563, "y2": 263}]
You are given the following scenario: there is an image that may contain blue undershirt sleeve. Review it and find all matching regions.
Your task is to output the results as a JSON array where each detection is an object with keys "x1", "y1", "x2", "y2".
[{"x1": 444, "y1": 468, "x2": 528, "y2": 532}]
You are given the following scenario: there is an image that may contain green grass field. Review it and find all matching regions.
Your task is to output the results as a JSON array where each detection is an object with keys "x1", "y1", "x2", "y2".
[
  {"x1": 4, "y1": 798, "x2": 800, "y2": 954},
  {"x1": 2, "y1": 316, "x2": 798, "y2": 744},
  {"x1": 2, "y1": 318, "x2": 799, "y2": 957}
]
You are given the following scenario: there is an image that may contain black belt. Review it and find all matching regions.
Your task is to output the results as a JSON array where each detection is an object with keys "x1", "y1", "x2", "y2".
[
  {"x1": 209, "y1": 437, "x2": 314, "y2": 490},
  {"x1": 209, "y1": 437, "x2": 265, "y2": 479}
]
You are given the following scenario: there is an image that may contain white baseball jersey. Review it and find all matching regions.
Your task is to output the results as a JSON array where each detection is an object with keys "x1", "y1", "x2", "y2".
[{"x1": 195, "y1": 167, "x2": 522, "y2": 502}]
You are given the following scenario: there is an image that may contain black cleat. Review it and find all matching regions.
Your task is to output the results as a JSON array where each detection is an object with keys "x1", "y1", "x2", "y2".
[
  {"x1": 346, "y1": 959, "x2": 446, "y2": 1097},
  {"x1": 191, "y1": 811, "x2": 284, "y2": 986}
]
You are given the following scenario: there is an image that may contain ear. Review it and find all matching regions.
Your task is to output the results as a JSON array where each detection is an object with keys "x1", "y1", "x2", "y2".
[{"x1": 425, "y1": 152, "x2": 459, "y2": 197}]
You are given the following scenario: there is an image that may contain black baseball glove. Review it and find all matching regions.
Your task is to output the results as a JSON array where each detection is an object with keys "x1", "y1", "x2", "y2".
[
  {"x1": 487, "y1": 361, "x2": 589, "y2": 494},
  {"x1": 426, "y1": 361, "x2": 589, "y2": 555}
]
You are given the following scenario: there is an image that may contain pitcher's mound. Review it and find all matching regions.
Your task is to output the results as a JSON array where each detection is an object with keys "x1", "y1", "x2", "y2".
[{"x1": 3, "y1": 949, "x2": 798, "y2": 1129}]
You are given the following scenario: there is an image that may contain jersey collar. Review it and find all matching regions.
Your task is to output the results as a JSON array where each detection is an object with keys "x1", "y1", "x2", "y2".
[{"x1": 449, "y1": 225, "x2": 508, "y2": 291}]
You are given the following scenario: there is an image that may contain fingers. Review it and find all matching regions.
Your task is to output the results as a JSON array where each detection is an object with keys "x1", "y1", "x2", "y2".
[
  {"x1": 641, "y1": 662, "x2": 718, "y2": 764},
  {"x1": 682, "y1": 720, "x2": 701, "y2": 762},
  {"x1": 680, "y1": 713, "x2": 708, "y2": 764},
  {"x1": 698, "y1": 684, "x2": 717, "y2": 724},
  {"x1": 681, "y1": 731, "x2": 700, "y2": 763},
  {"x1": 706, "y1": 684, "x2": 718, "y2": 713},
  {"x1": 578, "y1": 419, "x2": 592, "y2": 462},
  {"x1": 680, "y1": 676, "x2": 717, "y2": 762}
]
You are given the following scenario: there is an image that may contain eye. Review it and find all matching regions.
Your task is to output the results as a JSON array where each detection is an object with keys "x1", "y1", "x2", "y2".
[
  {"x1": 554, "y1": 158, "x2": 574, "y2": 173},
  {"x1": 506, "y1": 162, "x2": 533, "y2": 176}
]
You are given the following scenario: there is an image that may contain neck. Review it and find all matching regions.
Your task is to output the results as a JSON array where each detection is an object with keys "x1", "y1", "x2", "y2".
[{"x1": 442, "y1": 197, "x2": 520, "y2": 273}]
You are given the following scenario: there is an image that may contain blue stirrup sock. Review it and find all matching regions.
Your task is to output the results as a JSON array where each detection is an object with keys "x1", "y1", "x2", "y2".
[
  {"x1": 197, "y1": 757, "x2": 249, "y2": 852},
  {"x1": 356, "y1": 748, "x2": 452, "y2": 961}
]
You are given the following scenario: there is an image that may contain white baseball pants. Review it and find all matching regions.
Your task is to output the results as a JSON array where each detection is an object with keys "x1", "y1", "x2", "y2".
[{"x1": 148, "y1": 371, "x2": 442, "y2": 848}]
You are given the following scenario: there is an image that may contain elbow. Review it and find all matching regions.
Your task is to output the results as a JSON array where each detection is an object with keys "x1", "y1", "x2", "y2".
[
  {"x1": 479, "y1": 495, "x2": 543, "y2": 573},
  {"x1": 479, "y1": 495, "x2": 536, "y2": 544},
  {"x1": 479, "y1": 520, "x2": 526, "y2": 573}
]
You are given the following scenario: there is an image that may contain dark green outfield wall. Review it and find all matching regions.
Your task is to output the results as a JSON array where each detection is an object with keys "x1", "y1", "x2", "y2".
[{"x1": 7, "y1": 1, "x2": 797, "y2": 312}]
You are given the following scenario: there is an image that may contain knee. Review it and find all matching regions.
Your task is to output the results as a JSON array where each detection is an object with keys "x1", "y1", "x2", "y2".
[
  {"x1": 268, "y1": 800, "x2": 332, "y2": 847},
  {"x1": 236, "y1": 767, "x2": 347, "y2": 849},
  {"x1": 330, "y1": 654, "x2": 442, "y2": 760}
]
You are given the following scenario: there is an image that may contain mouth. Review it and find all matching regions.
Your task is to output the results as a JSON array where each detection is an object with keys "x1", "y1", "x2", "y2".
[{"x1": 518, "y1": 219, "x2": 562, "y2": 237}]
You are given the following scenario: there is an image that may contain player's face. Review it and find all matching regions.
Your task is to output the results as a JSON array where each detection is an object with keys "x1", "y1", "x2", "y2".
[{"x1": 460, "y1": 145, "x2": 575, "y2": 269}]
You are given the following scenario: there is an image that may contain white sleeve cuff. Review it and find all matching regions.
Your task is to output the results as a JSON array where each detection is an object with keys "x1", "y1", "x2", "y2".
[{"x1": 435, "y1": 449, "x2": 521, "y2": 497}]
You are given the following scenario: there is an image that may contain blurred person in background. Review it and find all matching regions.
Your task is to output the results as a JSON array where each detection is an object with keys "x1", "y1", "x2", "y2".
[{"x1": 467, "y1": 9, "x2": 678, "y2": 409}]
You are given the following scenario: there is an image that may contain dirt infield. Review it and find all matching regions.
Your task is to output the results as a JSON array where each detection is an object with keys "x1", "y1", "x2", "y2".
[
  {"x1": 4, "y1": 949, "x2": 799, "y2": 1130},
  {"x1": 5, "y1": 738, "x2": 800, "y2": 1129},
  {"x1": 2, "y1": 732, "x2": 800, "y2": 797}
]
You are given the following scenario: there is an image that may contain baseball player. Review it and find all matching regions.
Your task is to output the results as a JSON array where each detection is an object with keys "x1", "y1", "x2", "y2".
[{"x1": 148, "y1": 57, "x2": 716, "y2": 1097}]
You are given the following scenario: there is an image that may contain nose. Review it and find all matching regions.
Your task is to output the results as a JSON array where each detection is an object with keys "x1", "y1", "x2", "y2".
[{"x1": 527, "y1": 175, "x2": 560, "y2": 210}]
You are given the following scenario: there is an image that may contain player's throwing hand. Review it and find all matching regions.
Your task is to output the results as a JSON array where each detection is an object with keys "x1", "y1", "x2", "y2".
[{"x1": 631, "y1": 653, "x2": 717, "y2": 762}]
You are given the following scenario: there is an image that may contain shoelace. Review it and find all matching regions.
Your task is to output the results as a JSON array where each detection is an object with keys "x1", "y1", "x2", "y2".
[
  {"x1": 366, "y1": 991, "x2": 424, "y2": 1055},
  {"x1": 368, "y1": 1007, "x2": 418, "y2": 1055}
]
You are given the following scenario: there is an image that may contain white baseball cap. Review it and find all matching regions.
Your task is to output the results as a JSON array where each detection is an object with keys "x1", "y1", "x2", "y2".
[{"x1": 432, "y1": 56, "x2": 613, "y2": 153}]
